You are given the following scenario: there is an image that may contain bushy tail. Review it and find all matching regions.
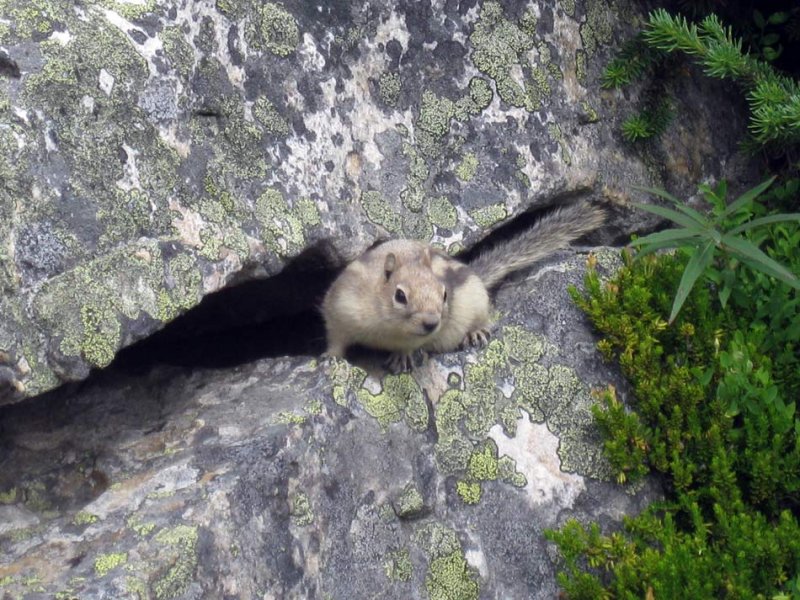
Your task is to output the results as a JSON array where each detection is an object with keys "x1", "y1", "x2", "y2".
[{"x1": 469, "y1": 202, "x2": 605, "y2": 289}]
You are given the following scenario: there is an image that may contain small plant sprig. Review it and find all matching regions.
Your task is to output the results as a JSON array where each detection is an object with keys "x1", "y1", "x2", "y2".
[
  {"x1": 631, "y1": 177, "x2": 800, "y2": 322},
  {"x1": 621, "y1": 98, "x2": 674, "y2": 142}
]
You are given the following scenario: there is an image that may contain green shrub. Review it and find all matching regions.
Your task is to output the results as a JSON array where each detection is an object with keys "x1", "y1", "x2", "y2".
[{"x1": 548, "y1": 219, "x2": 800, "y2": 597}]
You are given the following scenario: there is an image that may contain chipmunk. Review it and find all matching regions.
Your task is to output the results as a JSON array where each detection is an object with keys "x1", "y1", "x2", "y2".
[{"x1": 321, "y1": 202, "x2": 605, "y2": 372}]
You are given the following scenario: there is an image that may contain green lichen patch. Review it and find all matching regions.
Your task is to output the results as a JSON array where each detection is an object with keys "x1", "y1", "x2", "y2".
[
  {"x1": 453, "y1": 76, "x2": 495, "y2": 121},
  {"x1": 247, "y1": 2, "x2": 299, "y2": 57},
  {"x1": 416, "y1": 90, "x2": 456, "y2": 157},
  {"x1": 497, "y1": 455, "x2": 527, "y2": 487},
  {"x1": 467, "y1": 442, "x2": 498, "y2": 481},
  {"x1": 383, "y1": 548, "x2": 412, "y2": 582},
  {"x1": 254, "y1": 96, "x2": 290, "y2": 136},
  {"x1": 0, "y1": 487, "x2": 18, "y2": 504},
  {"x1": 274, "y1": 411, "x2": 307, "y2": 425},
  {"x1": 162, "y1": 25, "x2": 196, "y2": 80},
  {"x1": 25, "y1": 15, "x2": 148, "y2": 107},
  {"x1": 219, "y1": 97, "x2": 268, "y2": 180},
  {"x1": 360, "y1": 190, "x2": 402, "y2": 234},
  {"x1": 394, "y1": 483, "x2": 425, "y2": 518},
  {"x1": 356, "y1": 373, "x2": 429, "y2": 432},
  {"x1": 379, "y1": 72, "x2": 402, "y2": 107},
  {"x1": 0, "y1": 0, "x2": 73, "y2": 41},
  {"x1": 456, "y1": 442, "x2": 500, "y2": 504},
  {"x1": 72, "y1": 512, "x2": 98, "y2": 526},
  {"x1": 548, "y1": 122, "x2": 572, "y2": 165},
  {"x1": 426, "y1": 550, "x2": 480, "y2": 600},
  {"x1": 158, "y1": 254, "x2": 203, "y2": 322},
  {"x1": 456, "y1": 480, "x2": 482, "y2": 504},
  {"x1": 34, "y1": 241, "x2": 201, "y2": 369},
  {"x1": 503, "y1": 325, "x2": 552, "y2": 364},
  {"x1": 469, "y1": 203, "x2": 508, "y2": 228},
  {"x1": 127, "y1": 515, "x2": 157, "y2": 538},
  {"x1": 468, "y1": 2, "x2": 561, "y2": 112},
  {"x1": 151, "y1": 524, "x2": 199, "y2": 600},
  {"x1": 469, "y1": 1, "x2": 535, "y2": 110},
  {"x1": 255, "y1": 187, "x2": 314, "y2": 257},
  {"x1": 98, "y1": 0, "x2": 157, "y2": 20},
  {"x1": 327, "y1": 358, "x2": 368, "y2": 407},
  {"x1": 580, "y1": 0, "x2": 615, "y2": 57},
  {"x1": 413, "y1": 522, "x2": 461, "y2": 559},
  {"x1": 425, "y1": 196, "x2": 458, "y2": 231},
  {"x1": 455, "y1": 153, "x2": 479, "y2": 182},
  {"x1": 94, "y1": 552, "x2": 127, "y2": 577},
  {"x1": 290, "y1": 492, "x2": 314, "y2": 526}
]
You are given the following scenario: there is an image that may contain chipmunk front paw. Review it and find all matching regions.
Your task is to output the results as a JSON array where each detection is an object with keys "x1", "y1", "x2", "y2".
[
  {"x1": 385, "y1": 350, "x2": 427, "y2": 373},
  {"x1": 461, "y1": 328, "x2": 491, "y2": 349}
]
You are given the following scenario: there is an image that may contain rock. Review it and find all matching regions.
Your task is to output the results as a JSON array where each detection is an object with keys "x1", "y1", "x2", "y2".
[
  {"x1": 0, "y1": 250, "x2": 662, "y2": 598},
  {"x1": 0, "y1": 0, "x2": 753, "y2": 403}
]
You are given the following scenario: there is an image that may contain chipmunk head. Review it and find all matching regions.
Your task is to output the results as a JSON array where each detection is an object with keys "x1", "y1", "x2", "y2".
[{"x1": 382, "y1": 248, "x2": 448, "y2": 341}]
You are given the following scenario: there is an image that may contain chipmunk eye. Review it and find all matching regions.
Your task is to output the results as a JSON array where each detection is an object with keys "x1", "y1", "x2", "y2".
[
  {"x1": 394, "y1": 289, "x2": 407, "y2": 304},
  {"x1": 443, "y1": 289, "x2": 448, "y2": 302}
]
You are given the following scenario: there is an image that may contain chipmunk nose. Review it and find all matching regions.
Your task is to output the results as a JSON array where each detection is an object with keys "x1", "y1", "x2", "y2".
[{"x1": 422, "y1": 317, "x2": 440, "y2": 333}]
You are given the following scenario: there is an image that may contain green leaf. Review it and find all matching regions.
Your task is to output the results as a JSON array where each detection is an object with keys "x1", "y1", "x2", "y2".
[
  {"x1": 753, "y1": 9, "x2": 766, "y2": 29},
  {"x1": 763, "y1": 46, "x2": 780, "y2": 61},
  {"x1": 669, "y1": 242, "x2": 716, "y2": 323},
  {"x1": 719, "y1": 177, "x2": 776, "y2": 219},
  {"x1": 633, "y1": 186, "x2": 711, "y2": 224},
  {"x1": 633, "y1": 202, "x2": 707, "y2": 230},
  {"x1": 768, "y1": 12, "x2": 789, "y2": 25},
  {"x1": 722, "y1": 235, "x2": 800, "y2": 288},
  {"x1": 728, "y1": 213, "x2": 800, "y2": 235},
  {"x1": 630, "y1": 227, "x2": 704, "y2": 248},
  {"x1": 718, "y1": 278, "x2": 733, "y2": 308},
  {"x1": 633, "y1": 238, "x2": 704, "y2": 258},
  {"x1": 762, "y1": 33, "x2": 780, "y2": 46}
]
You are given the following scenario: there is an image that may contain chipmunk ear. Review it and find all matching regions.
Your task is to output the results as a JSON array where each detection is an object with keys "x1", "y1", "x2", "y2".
[
  {"x1": 421, "y1": 246, "x2": 432, "y2": 268},
  {"x1": 384, "y1": 253, "x2": 397, "y2": 280}
]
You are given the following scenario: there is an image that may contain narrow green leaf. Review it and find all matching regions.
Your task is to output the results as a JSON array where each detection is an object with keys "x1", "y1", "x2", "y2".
[
  {"x1": 633, "y1": 202, "x2": 707, "y2": 230},
  {"x1": 669, "y1": 242, "x2": 716, "y2": 323},
  {"x1": 768, "y1": 12, "x2": 789, "y2": 25},
  {"x1": 722, "y1": 235, "x2": 800, "y2": 288},
  {"x1": 719, "y1": 177, "x2": 776, "y2": 218},
  {"x1": 629, "y1": 227, "x2": 703, "y2": 247},
  {"x1": 718, "y1": 280, "x2": 732, "y2": 308},
  {"x1": 728, "y1": 213, "x2": 800, "y2": 235},
  {"x1": 633, "y1": 238, "x2": 704, "y2": 258},
  {"x1": 762, "y1": 33, "x2": 780, "y2": 45}
]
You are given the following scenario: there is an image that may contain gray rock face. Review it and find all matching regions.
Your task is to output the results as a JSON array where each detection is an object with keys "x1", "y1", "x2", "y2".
[
  {"x1": 0, "y1": 251, "x2": 661, "y2": 598},
  {"x1": 0, "y1": 0, "x2": 751, "y2": 403}
]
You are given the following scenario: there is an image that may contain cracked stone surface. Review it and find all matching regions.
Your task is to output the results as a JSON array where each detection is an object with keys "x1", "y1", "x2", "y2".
[
  {"x1": 0, "y1": 251, "x2": 662, "y2": 598},
  {"x1": 0, "y1": 0, "x2": 753, "y2": 403}
]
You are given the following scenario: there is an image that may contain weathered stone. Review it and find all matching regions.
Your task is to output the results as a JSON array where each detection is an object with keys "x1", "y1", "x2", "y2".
[
  {"x1": 0, "y1": 0, "x2": 753, "y2": 402},
  {"x1": 0, "y1": 252, "x2": 661, "y2": 598}
]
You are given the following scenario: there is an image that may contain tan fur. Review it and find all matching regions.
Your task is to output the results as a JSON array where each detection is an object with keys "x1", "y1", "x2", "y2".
[{"x1": 321, "y1": 203, "x2": 604, "y2": 370}]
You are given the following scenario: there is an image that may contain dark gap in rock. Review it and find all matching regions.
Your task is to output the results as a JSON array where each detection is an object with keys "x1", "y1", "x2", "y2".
[
  {"x1": 114, "y1": 240, "x2": 345, "y2": 372},
  {"x1": 0, "y1": 53, "x2": 20, "y2": 79}
]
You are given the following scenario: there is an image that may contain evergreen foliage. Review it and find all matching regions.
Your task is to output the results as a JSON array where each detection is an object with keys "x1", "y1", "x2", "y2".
[
  {"x1": 546, "y1": 181, "x2": 800, "y2": 597},
  {"x1": 605, "y1": 9, "x2": 800, "y2": 148}
]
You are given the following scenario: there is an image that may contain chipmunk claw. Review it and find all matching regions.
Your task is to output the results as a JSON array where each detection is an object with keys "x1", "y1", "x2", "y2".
[
  {"x1": 461, "y1": 328, "x2": 491, "y2": 349},
  {"x1": 385, "y1": 350, "x2": 427, "y2": 373}
]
